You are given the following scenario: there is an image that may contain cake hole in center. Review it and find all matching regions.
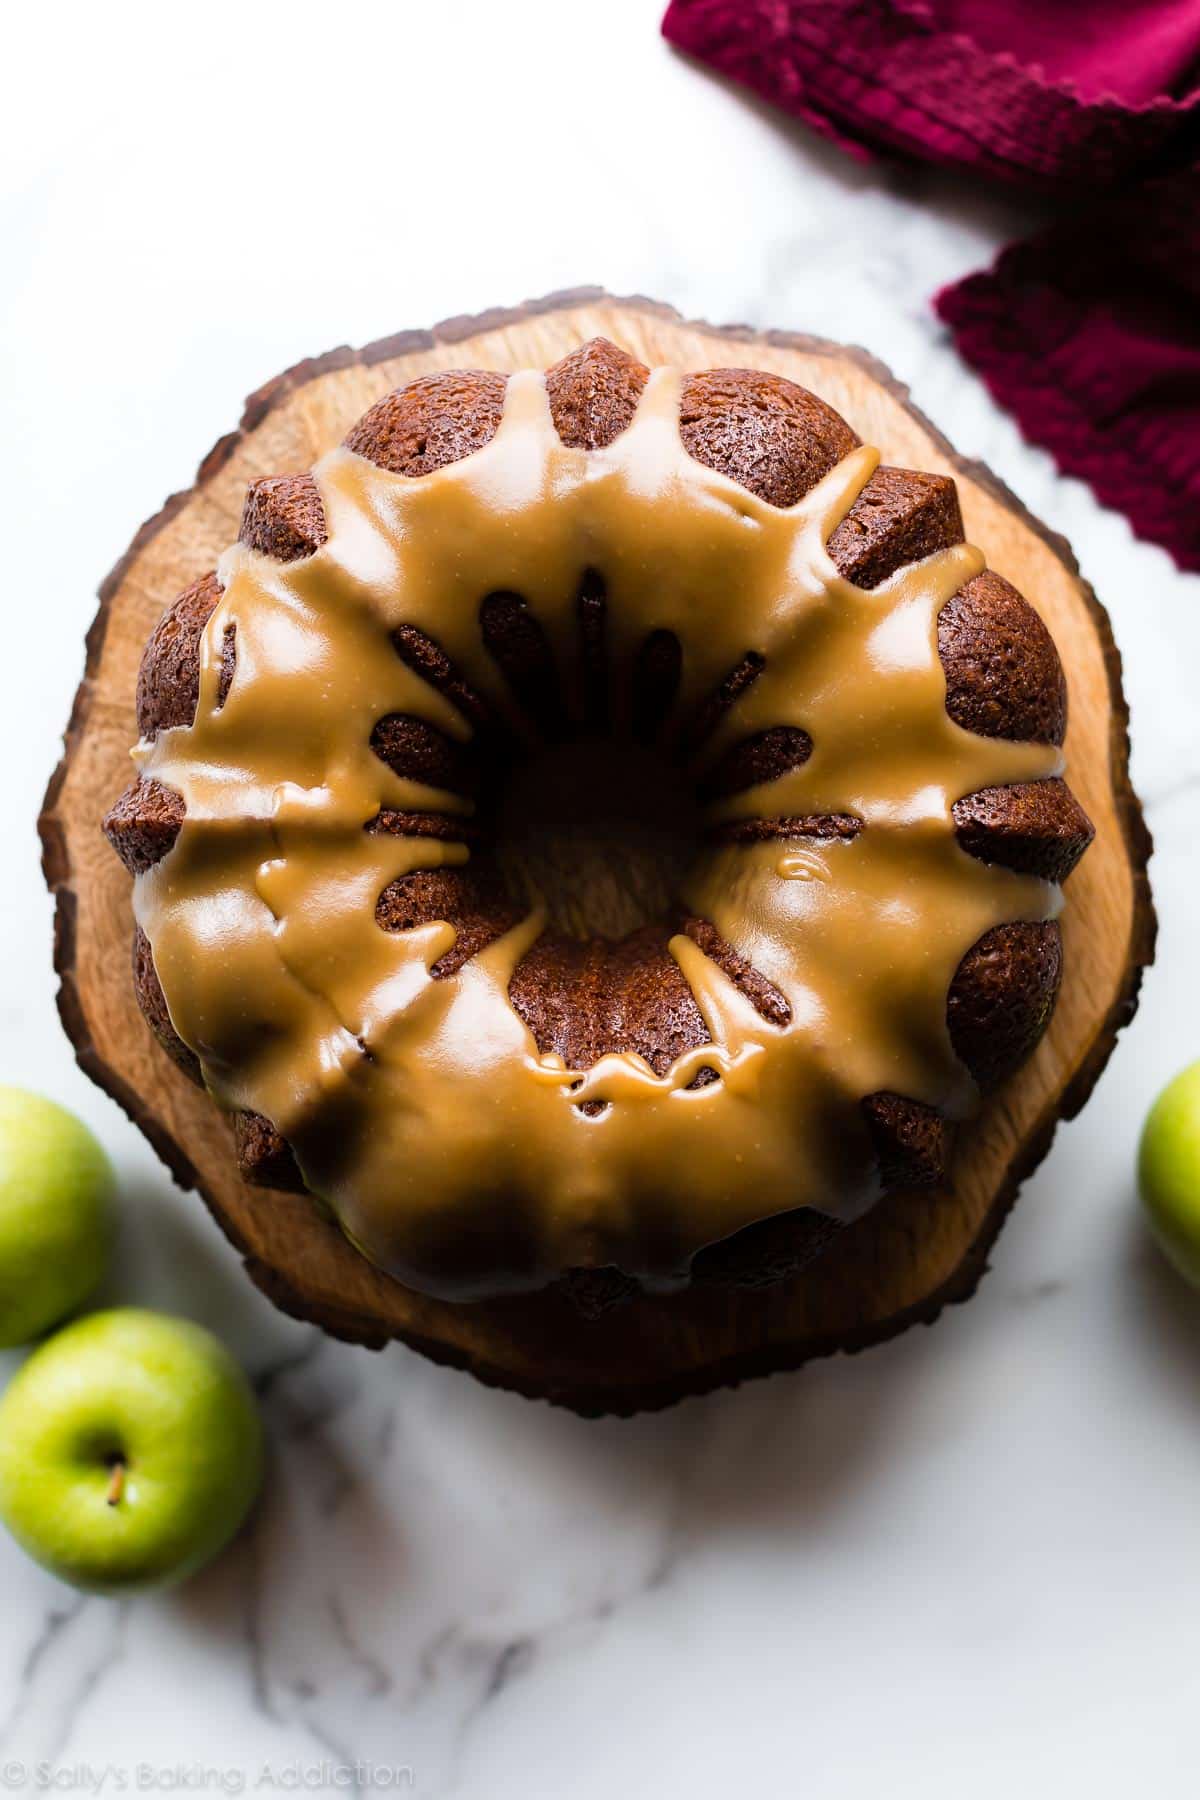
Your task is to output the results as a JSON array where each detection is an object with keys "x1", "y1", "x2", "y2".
[{"x1": 493, "y1": 738, "x2": 701, "y2": 941}]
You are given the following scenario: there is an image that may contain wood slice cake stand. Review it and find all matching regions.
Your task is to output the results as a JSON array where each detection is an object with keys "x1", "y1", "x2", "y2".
[{"x1": 40, "y1": 289, "x2": 1155, "y2": 1415}]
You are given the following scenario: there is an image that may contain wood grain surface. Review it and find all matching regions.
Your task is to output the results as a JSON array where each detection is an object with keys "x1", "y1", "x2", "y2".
[{"x1": 39, "y1": 289, "x2": 1155, "y2": 1414}]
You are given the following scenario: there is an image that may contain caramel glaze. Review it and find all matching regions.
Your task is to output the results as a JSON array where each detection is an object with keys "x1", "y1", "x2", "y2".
[{"x1": 132, "y1": 367, "x2": 1065, "y2": 1301}]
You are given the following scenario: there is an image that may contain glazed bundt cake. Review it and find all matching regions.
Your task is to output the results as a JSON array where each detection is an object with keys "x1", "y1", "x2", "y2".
[{"x1": 103, "y1": 338, "x2": 1093, "y2": 1309}]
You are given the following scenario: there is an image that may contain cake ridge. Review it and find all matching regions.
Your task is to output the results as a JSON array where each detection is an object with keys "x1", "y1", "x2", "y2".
[{"x1": 103, "y1": 351, "x2": 1086, "y2": 1303}]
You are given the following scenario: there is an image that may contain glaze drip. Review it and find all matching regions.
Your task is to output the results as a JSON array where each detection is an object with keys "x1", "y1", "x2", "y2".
[{"x1": 134, "y1": 367, "x2": 1061, "y2": 1299}]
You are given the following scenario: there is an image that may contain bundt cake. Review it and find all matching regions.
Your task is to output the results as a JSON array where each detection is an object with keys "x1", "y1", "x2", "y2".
[{"x1": 102, "y1": 337, "x2": 1093, "y2": 1311}]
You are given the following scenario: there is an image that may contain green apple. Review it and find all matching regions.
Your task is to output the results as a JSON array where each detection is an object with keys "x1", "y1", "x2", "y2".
[
  {"x1": 0, "y1": 1088, "x2": 114, "y2": 1347},
  {"x1": 0, "y1": 1308, "x2": 263, "y2": 1592},
  {"x1": 1138, "y1": 1059, "x2": 1200, "y2": 1288}
]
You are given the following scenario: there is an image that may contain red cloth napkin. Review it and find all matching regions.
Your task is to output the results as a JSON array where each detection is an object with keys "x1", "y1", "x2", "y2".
[{"x1": 662, "y1": 0, "x2": 1200, "y2": 571}]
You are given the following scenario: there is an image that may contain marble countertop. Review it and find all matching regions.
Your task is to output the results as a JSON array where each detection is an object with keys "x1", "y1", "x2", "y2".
[{"x1": 3, "y1": 1, "x2": 1200, "y2": 1793}]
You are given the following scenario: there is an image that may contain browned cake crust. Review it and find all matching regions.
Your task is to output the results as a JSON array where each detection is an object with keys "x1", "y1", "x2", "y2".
[
  {"x1": 131, "y1": 925, "x2": 198, "y2": 1082},
  {"x1": 952, "y1": 779, "x2": 1092, "y2": 883},
  {"x1": 136, "y1": 572, "x2": 235, "y2": 735},
  {"x1": 103, "y1": 336, "x2": 1093, "y2": 1305},
  {"x1": 105, "y1": 778, "x2": 186, "y2": 878},
  {"x1": 238, "y1": 474, "x2": 326, "y2": 565}
]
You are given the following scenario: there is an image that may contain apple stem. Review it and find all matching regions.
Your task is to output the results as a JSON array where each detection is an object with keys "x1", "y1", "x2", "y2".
[{"x1": 106, "y1": 1459, "x2": 126, "y2": 1507}]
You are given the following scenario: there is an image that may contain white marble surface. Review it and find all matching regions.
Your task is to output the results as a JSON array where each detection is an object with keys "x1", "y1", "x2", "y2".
[{"x1": 3, "y1": 1, "x2": 1200, "y2": 1793}]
